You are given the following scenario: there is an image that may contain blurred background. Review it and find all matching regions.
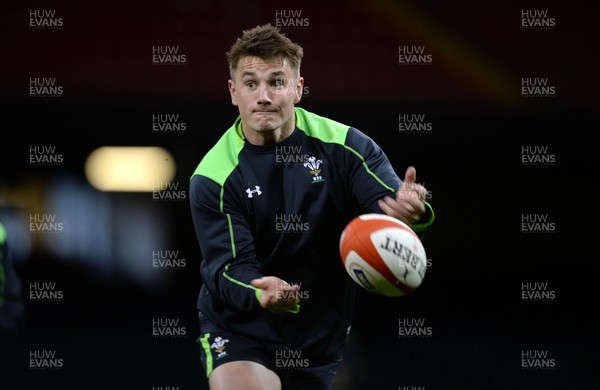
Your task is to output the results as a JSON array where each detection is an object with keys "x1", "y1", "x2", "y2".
[{"x1": 1, "y1": 0, "x2": 598, "y2": 389}]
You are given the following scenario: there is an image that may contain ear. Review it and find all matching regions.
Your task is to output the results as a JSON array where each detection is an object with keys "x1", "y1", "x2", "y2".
[
  {"x1": 228, "y1": 79, "x2": 238, "y2": 106},
  {"x1": 293, "y1": 77, "x2": 304, "y2": 104}
]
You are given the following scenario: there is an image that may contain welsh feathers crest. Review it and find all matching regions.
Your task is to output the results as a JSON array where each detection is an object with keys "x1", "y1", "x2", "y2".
[{"x1": 303, "y1": 156, "x2": 324, "y2": 183}]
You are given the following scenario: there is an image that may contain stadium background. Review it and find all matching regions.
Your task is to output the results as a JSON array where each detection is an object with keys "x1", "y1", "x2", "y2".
[{"x1": 1, "y1": 0, "x2": 598, "y2": 389}]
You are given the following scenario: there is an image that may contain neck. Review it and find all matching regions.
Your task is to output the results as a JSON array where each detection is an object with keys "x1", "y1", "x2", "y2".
[{"x1": 243, "y1": 120, "x2": 295, "y2": 146}]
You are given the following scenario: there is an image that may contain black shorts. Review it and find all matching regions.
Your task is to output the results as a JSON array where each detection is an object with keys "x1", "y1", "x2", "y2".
[{"x1": 197, "y1": 311, "x2": 343, "y2": 390}]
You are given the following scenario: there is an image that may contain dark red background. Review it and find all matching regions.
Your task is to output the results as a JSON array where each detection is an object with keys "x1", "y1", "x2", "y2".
[{"x1": 2, "y1": 0, "x2": 598, "y2": 389}]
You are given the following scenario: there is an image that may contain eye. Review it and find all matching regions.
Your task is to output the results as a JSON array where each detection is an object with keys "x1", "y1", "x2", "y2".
[
  {"x1": 272, "y1": 79, "x2": 285, "y2": 87},
  {"x1": 245, "y1": 81, "x2": 256, "y2": 88}
]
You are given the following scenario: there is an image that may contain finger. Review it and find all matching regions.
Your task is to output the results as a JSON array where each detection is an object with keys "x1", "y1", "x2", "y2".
[
  {"x1": 378, "y1": 199, "x2": 410, "y2": 222},
  {"x1": 378, "y1": 196, "x2": 396, "y2": 212},
  {"x1": 383, "y1": 195, "x2": 415, "y2": 214},
  {"x1": 400, "y1": 199, "x2": 417, "y2": 215},
  {"x1": 415, "y1": 184, "x2": 427, "y2": 201},
  {"x1": 278, "y1": 281, "x2": 300, "y2": 292},
  {"x1": 402, "y1": 166, "x2": 417, "y2": 187},
  {"x1": 377, "y1": 199, "x2": 392, "y2": 215},
  {"x1": 280, "y1": 293, "x2": 300, "y2": 306},
  {"x1": 379, "y1": 196, "x2": 424, "y2": 223},
  {"x1": 251, "y1": 278, "x2": 266, "y2": 289},
  {"x1": 401, "y1": 184, "x2": 427, "y2": 202},
  {"x1": 397, "y1": 194, "x2": 426, "y2": 217},
  {"x1": 397, "y1": 189, "x2": 417, "y2": 203},
  {"x1": 405, "y1": 198, "x2": 426, "y2": 216}
]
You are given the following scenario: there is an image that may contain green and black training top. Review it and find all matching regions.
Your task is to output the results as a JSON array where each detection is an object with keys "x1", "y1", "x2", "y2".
[{"x1": 189, "y1": 107, "x2": 434, "y2": 361}]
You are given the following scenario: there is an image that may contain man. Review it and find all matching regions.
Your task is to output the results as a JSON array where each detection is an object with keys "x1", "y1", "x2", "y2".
[{"x1": 189, "y1": 24, "x2": 434, "y2": 390}]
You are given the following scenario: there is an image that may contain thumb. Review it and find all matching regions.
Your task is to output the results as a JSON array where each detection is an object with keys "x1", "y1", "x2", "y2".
[{"x1": 402, "y1": 166, "x2": 417, "y2": 187}]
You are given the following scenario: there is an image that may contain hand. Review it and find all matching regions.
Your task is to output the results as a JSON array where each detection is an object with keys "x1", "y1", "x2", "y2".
[
  {"x1": 251, "y1": 276, "x2": 300, "y2": 313},
  {"x1": 377, "y1": 166, "x2": 427, "y2": 225}
]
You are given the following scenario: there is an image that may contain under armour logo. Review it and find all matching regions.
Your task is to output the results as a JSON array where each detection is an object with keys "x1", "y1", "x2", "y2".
[{"x1": 246, "y1": 186, "x2": 262, "y2": 198}]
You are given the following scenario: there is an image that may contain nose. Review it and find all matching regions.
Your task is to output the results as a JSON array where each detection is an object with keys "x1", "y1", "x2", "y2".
[{"x1": 257, "y1": 82, "x2": 271, "y2": 105}]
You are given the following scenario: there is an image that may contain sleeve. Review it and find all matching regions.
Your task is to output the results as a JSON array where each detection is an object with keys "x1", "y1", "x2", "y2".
[
  {"x1": 0, "y1": 223, "x2": 26, "y2": 341},
  {"x1": 344, "y1": 127, "x2": 435, "y2": 237},
  {"x1": 189, "y1": 174, "x2": 264, "y2": 312}
]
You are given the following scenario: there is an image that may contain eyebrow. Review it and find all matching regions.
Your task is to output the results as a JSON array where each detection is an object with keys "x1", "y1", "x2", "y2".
[{"x1": 241, "y1": 70, "x2": 286, "y2": 79}]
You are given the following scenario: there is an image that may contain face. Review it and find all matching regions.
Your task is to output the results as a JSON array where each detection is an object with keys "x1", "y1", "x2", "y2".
[{"x1": 228, "y1": 56, "x2": 303, "y2": 144}]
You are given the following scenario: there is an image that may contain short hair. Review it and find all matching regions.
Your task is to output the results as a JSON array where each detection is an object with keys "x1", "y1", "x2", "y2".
[{"x1": 226, "y1": 24, "x2": 304, "y2": 79}]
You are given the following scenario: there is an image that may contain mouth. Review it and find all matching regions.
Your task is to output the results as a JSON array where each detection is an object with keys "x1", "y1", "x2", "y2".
[{"x1": 253, "y1": 109, "x2": 277, "y2": 114}]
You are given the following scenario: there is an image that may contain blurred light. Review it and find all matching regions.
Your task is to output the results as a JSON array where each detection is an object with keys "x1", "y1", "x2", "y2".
[{"x1": 85, "y1": 147, "x2": 176, "y2": 192}]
